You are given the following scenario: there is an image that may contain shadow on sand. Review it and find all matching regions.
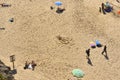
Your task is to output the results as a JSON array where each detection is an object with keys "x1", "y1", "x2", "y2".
[
  {"x1": 87, "y1": 58, "x2": 93, "y2": 66},
  {"x1": 104, "y1": 54, "x2": 109, "y2": 60}
]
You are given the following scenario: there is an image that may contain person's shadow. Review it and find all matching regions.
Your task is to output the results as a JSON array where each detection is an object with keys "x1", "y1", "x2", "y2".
[
  {"x1": 104, "y1": 54, "x2": 109, "y2": 60},
  {"x1": 87, "y1": 58, "x2": 93, "y2": 66}
]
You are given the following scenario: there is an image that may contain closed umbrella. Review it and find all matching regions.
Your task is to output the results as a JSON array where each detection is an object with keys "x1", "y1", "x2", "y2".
[{"x1": 72, "y1": 69, "x2": 85, "y2": 78}]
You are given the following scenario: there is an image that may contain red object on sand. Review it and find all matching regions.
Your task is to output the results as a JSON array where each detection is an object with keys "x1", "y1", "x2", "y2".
[{"x1": 117, "y1": 10, "x2": 120, "y2": 14}]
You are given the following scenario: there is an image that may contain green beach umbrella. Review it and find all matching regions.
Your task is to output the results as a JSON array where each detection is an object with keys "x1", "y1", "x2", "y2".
[{"x1": 72, "y1": 69, "x2": 85, "y2": 78}]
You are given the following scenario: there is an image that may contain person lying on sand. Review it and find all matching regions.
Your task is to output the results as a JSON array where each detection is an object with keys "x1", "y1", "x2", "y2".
[
  {"x1": 56, "y1": 7, "x2": 65, "y2": 13},
  {"x1": 24, "y1": 61, "x2": 37, "y2": 70},
  {"x1": 0, "y1": 3, "x2": 11, "y2": 7}
]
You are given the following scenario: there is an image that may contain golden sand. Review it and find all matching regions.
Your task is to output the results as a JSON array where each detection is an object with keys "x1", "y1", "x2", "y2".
[{"x1": 0, "y1": 0, "x2": 120, "y2": 80}]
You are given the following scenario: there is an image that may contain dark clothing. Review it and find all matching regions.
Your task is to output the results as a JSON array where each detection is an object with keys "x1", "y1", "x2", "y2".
[
  {"x1": 24, "y1": 62, "x2": 29, "y2": 69},
  {"x1": 99, "y1": 7, "x2": 101, "y2": 12},
  {"x1": 56, "y1": 8, "x2": 65, "y2": 14},
  {"x1": 31, "y1": 61, "x2": 37, "y2": 71},
  {"x1": 102, "y1": 45, "x2": 107, "y2": 54},
  {"x1": 101, "y1": 3, "x2": 106, "y2": 14},
  {"x1": 104, "y1": 45, "x2": 107, "y2": 51},
  {"x1": 1, "y1": 4, "x2": 11, "y2": 7},
  {"x1": 32, "y1": 64, "x2": 37, "y2": 71},
  {"x1": 50, "y1": 6, "x2": 54, "y2": 10}
]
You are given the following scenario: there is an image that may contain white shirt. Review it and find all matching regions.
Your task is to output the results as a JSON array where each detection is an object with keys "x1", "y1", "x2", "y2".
[{"x1": 28, "y1": 64, "x2": 33, "y2": 69}]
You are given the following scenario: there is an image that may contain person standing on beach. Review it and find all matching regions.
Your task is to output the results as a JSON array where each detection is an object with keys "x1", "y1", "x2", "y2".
[
  {"x1": 101, "y1": 3, "x2": 106, "y2": 14},
  {"x1": 102, "y1": 45, "x2": 107, "y2": 55},
  {"x1": 86, "y1": 49, "x2": 90, "y2": 58}
]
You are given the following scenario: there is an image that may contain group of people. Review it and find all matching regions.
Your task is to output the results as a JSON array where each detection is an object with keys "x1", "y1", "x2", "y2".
[
  {"x1": 50, "y1": 6, "x2": 65, "y2": 14},
  {"x1": 86, "y1": 45, "x2": 107, "y2": 58},
  {"x1": 99, "y1": 2, "x2": 113, "y2": 14},
  {"x1": 24, "y1": 61, "x2": 37, "y2": 71},
  {"x1": 85, "y1": 42, "x2": 108, "y2": 66}
]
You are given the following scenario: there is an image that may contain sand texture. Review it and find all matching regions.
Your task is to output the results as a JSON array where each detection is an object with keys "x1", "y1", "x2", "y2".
[{"x1": 0, "y1": 0, "x2": 120, "y2": 80}]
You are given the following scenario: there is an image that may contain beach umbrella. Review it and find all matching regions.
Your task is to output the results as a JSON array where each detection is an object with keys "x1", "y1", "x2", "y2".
[
  {"x1": 95, "y1": 40, "x2": 101, "y2": 45},
  {"x1": 90, "y1": 41, "x2": 96, "y2": 48},
  {"x1": 72, "y1": 69, "x2": 85, "y2": 78},
  {"x1": 95, "y1": 40, "x2": 102, "y2": 47},
  {"x1": 55, "y1": 1, "x2": 62, "y2": 6},
  {"x1": 90, "y1": 42, "x2": 95, "y2": 46}
]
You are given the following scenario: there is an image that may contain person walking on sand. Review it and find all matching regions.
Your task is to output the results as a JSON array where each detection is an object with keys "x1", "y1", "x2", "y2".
[
  {"x1": 86, "y1": 49, "x2": 90, "y2": 58},
  {"x1": 102, "y1": 45, "x2": 107, "y2": 55}
]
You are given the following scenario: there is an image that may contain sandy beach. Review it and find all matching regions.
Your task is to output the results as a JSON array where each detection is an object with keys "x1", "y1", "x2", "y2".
[{"x1": 0, "y1": 0, "x2": 120, "y2": 80}]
